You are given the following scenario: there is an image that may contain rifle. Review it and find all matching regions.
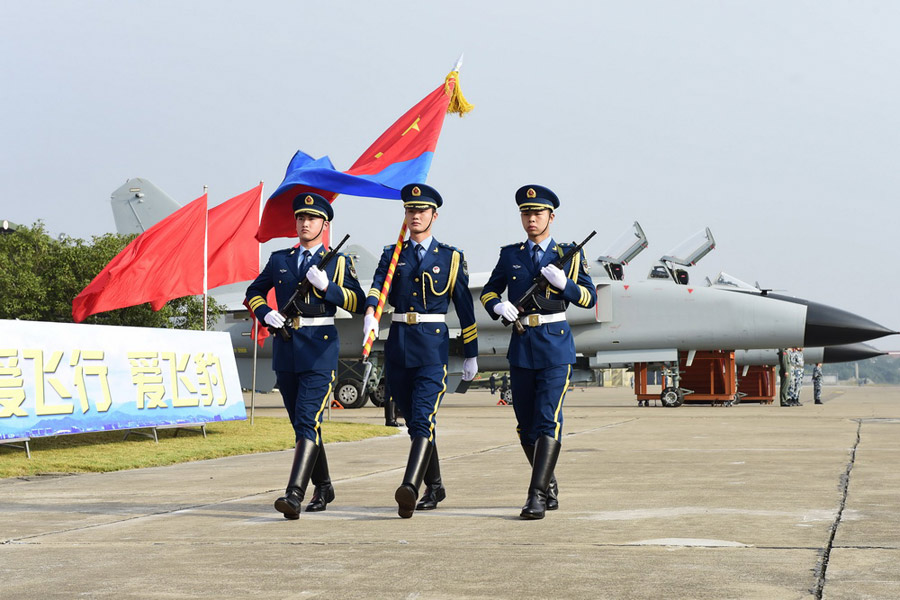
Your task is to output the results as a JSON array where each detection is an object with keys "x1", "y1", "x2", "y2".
[
  {"x1": 501, "y1": 230, "x2": 597, "y2": 334},
  {"x1": 270, "y1": 234, "x2": 350, "y2": 341}
]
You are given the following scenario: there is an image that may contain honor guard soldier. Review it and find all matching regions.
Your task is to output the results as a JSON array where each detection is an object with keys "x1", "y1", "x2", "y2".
[
  {"x1": 363, "y1": 183, "x2": 479, "y2": 518},
  {"x1": 480, "y1": 185, "x2": 596, "y2": 519},
  {"x1": 245, "y1": 192, "x2": 365, "y2": 519}
]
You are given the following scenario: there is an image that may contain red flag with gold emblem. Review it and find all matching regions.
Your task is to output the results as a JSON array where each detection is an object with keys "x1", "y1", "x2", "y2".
[{"x1": 256, "y1": 69, "x2": 472, "y2": 242}]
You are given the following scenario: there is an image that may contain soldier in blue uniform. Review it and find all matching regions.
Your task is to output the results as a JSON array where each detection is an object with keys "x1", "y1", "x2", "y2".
[
  {"x1": 480, "y1": 185, "x2": 596, "y2": 520},
  {"x1": 363, "y1": 183, "x2": 479, "y2": 518},
  {"x1": 246, "y1": 192, "x2": 365, "y2": 519}
]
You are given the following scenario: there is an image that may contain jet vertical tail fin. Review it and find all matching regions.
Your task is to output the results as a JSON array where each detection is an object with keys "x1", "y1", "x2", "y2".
[{"x1": 110, "y1": 178, "x2": 182, "y2": 234}]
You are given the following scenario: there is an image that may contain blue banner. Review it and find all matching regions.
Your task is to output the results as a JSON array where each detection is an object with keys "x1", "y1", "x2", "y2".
[{"x1": 0, "y1": 320, "x2": 246, "y2": 440}]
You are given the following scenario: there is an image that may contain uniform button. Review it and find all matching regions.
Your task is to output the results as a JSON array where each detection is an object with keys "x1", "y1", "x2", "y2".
[
  {"x1": 412, "y1": 292, "x2": 417, "y2": 296},
  {"x1": 324, "y1": 335, "x2": 329, "y2": 340},
  {"x1": 409, "y1": 306, "x2": 414, "y2": 311},
  {"x1": 435, "y1": 329, "x2": 440, "y2": 333},
  {"x1": 560, "y1": 330, "x2": 564, "y2": 334},
  {"x1": 414, "y1": 278, "x2": 419, "y2": 282},
  {"x1": 512, "y1": 276, "x2": 516, "y2": 280}
]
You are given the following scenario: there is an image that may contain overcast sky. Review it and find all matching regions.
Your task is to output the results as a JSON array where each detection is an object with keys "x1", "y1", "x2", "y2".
[{"x1": 2, "y1": 1, "x2": 898, "y2": 348}]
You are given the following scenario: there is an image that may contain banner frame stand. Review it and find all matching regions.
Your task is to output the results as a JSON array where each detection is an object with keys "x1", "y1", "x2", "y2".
[
  {"x1": 0, "y1": 437, "x2": 31, "y2": 459},
  {"x1": 122, "y1": 423, "x2": 208, "y2": 444}
]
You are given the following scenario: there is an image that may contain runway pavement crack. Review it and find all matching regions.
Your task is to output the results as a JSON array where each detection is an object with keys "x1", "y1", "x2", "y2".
[{"x1": 813, "y1": 419, "x2": 861, "y2": 599}]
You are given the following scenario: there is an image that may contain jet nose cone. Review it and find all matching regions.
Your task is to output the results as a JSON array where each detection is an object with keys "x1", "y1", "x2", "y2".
[
  {"x1": 764, "y1": 294, "x2": 895, "y2": 346},
  {"x1": 822, "y1": 343, "x2": 886, "y2": 364},
  {"x1": 802, "y1": 300, "x2": 895, "y2": 347}
]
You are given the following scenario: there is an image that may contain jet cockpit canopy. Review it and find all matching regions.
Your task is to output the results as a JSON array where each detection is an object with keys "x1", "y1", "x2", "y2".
[
  {"x1": 596, "y1": 221, "x2": 648, "y2": 281},
  {"x1": 651, "y1": 227, "x2": 716, "y2": 285},
  {"x1": 709, "y1": 272, "x2": 760, "y2": 292}
]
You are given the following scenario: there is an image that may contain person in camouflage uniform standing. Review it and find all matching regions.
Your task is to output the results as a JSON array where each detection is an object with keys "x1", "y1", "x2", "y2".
[
  {"x1": 812, "y1": 363, "x2": 824, "y2": 404},
  {"x1": 789, "y1": 347, "x2": 805, "y2": 406}
]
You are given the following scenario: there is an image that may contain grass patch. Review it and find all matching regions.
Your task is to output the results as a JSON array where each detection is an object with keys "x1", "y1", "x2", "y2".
[{"x1": 0, "y1": 417, "x2": 396, "y2": 479}]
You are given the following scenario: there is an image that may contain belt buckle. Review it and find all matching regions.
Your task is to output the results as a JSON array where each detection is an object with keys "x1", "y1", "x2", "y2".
[
  {"x1": 292, "y1": 317, "x2": 301, "y2": 329},
  {"x1": 405, "y1": 312, "x2": 419, "y2": 325},
  {"x1": 527, "y1": 314, "x2": 541, "y2": 327}
]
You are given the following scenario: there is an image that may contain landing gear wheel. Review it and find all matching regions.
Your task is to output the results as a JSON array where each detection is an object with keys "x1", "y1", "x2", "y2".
[
  {"x1": 660, "y1": 386, "x2": 684, "y2": 408},
  {"x1": 367, "y1": 379, "x2": 387, "y2": 407},
  {"x1": 501, "y1": 388, "x2": 512, "y2": 404},
  {"x1": 335, "y1": 379, "x2": 367, "y2": 409}
]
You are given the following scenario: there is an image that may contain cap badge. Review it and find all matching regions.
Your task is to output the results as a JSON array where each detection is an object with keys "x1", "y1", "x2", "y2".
[
  {"x1": 304, "y1": 195, "x2": 314, "y2": 205},
  {"x1": 526, "y1": 188, "x2": 537, "y2": 199},
  {"x1": 411, "y1": 186, "x2": 422, "y2": 197}
]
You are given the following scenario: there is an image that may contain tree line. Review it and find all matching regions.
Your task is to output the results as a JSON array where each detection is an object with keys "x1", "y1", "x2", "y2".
[{"x1": 0, "y1": 221, "x2": 223, "y2": 328}]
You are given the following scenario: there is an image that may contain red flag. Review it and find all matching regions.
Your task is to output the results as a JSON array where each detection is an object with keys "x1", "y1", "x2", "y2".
[
  {"x1": 72, "y1": 195, "x2": 207, "y2": 322},
  {"x1": 208, "y1": 184, "x2": 262, "y2": 289},
  {"x1": 242, "y1": 288, "x2": 277, "y2": 347},
  {"x1": 256, "y1": 69, "x2": 471, "y2": 242}
]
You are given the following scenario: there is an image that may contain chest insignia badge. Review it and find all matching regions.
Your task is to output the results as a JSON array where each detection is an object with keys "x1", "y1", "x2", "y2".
[{"x1": 433, "y1": 266, "x2": 441, "y2": 273}]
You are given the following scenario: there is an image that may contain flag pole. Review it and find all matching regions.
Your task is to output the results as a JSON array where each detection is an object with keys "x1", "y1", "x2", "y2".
[
  {"x1": 250, "y1": 180, "x2": 263, "y2": 425},
  {"x1": 202, "y1": 184, "x2": 209, "y2": 331},
  {"x1": 359, "y1": 220, "x2": 407, "y2": 401},
  {"x1": 362, "y1": 220, "x2": 407, "y2": 359}
]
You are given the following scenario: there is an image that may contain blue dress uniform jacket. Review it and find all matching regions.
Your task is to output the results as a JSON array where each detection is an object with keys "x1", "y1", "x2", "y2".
[
  {"x1": 246, "y1": 246, "x2": 365, "y2": 373},
  {"x1": 365, "y1": 239, "x2": 478, "y2": 367},
  {"x1": 480, "y1": 239, "x2": 596, "y2": 369}
]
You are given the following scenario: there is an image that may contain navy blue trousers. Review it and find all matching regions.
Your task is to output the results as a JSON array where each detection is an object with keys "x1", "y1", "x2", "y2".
[
  {"x1": 510, "y1": 364, "x2": 572, "y2": 445},
  {"x1": 276, "y1": 369, "x2": 335, "y2": 444},
  {"x1": 385, "y1": 361, "x2": 448, "y2": 441}
]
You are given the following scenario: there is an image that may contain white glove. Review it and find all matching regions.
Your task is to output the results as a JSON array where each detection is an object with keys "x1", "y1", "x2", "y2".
[
  {"x1": 305, "y1": 265, "x2": 329, "y2": 292},
  {"x1": 363, "y1": 314, "x2": 379, "y2": 343},
  {"x1": 493, "y1": 301, "x2": 519, "y2": 322},
  {"x1": 462, "y1": 357, "x2": 478, "y2": 381},
  {"x1": 541, "y1": 264, "x2": 568, "y2": 290},
  {"x1": 264, "y1": 310, "x2": 286, "y2": 329}
]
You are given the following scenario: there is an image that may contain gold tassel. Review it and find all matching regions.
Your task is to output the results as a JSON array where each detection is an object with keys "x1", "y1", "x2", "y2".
[{"x1": 444, "y1": 70, "x2": 474, "y2": 117}]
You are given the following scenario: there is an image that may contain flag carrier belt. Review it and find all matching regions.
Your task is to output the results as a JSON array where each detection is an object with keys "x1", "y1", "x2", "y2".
[
  {"x1": 291, "y1": 316, "x2": 335, "y2": 329},
  {"x1": 392, "y1": 312, "x2": 446, "y2": 325},
  {"x1": 518, "y1": 312, "x2": 567, "y2": 327}
]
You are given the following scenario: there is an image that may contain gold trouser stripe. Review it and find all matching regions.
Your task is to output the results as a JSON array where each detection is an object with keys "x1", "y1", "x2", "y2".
[
  {"x1": 313, "y1": 370, "x2": 336, "y2": 446},
  {"x1": 427, "y1": 365, "x2": 448, "y2": 442},
  {"x1": 552, "y1": 365, "x2": 572, "y2": 441}
]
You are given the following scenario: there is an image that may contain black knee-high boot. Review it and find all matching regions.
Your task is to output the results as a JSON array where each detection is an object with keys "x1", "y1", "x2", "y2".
[
  {"x1": 274, "y1": 438, "x2": 319, "y2": 520},
  {"x1": 521, "y1": 444, "x2": 559, "y2": 510},
  {"x1": 520, "y1": 436, "x2": 561, "y2": 520},
  {"x1": 416, "y1": 443, "x2": 446, "y2": 511},
  {"x1": 305, "y1": 444, "x2": 335, "y2": 512},
  {"x1": 384, "y1": 398, "x2": 400, "y2": 427},
  {"x1": 395, "y1": 437, "x2": 432, "y2": 518}
]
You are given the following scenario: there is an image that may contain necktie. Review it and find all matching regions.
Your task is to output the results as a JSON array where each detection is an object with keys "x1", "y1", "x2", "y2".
[
  {"x1": 533, "y1": 245, "x2": 543, "y2": 270},
  {"x1": 299, "y1": 250, "x2": 311, "y2": 275},
  {"x1": 415, "y1": 244, "x2": 425, "y2": 267}
]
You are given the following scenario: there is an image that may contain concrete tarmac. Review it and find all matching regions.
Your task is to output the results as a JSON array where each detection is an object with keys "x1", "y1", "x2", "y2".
[{"x1": 2, "y1": 385, "x2": 899, "y2": 599}]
